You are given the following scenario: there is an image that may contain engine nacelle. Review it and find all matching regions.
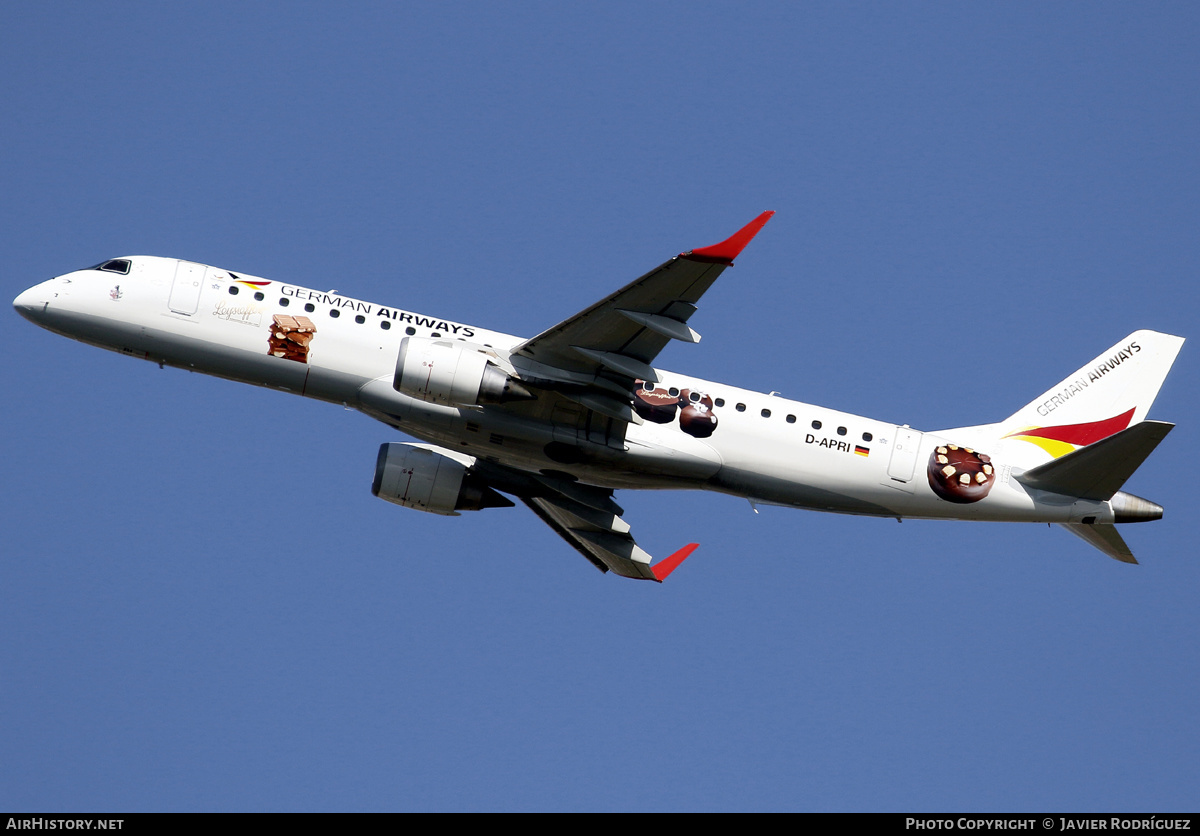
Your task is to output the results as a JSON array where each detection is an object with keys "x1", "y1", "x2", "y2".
[
  {"x1": 393, "y1": 337, "x2": 532, "y2": 407},
  {"x1": 371, "y1": 443, "x2": 513, "y2": 516}
]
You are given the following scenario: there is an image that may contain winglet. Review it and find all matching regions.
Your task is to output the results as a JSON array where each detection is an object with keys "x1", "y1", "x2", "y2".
[
  {"x1": 682, "y1": 211, "x2": 775, "y2": 265},
  {"x1": 650, "y1": 543, "x2": 699, "y2": 582}
]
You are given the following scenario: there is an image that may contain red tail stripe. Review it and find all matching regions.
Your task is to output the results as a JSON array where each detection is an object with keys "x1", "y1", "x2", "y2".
[{"x1": 1004, "y1": 408, "x2": 1135, "y2": 446}]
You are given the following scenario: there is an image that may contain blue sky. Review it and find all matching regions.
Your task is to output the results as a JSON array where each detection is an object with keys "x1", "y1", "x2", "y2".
[{"x1": 3, "y1": 2, "x2": 1198, "y2": 812}]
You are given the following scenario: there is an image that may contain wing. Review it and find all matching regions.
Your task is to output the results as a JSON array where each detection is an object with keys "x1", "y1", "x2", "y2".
[
  {"x1": 471, "y1": 460, "x2": 697, "y2": 581},
  {"x1": 505, "y1": 212, "x2": 774, "y2": 423},
  {"x1": 521, "y1": 492, "x2": 697, "y2": 582},
  {"x1": 469, "y1": 215, "x2": 774, "y2": 578}
]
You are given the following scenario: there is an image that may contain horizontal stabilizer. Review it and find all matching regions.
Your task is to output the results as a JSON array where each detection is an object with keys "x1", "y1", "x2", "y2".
[
  {"x1": 1058, "y1": 523, "x2": 1138, "y2": 564},
  {"x1": 1016, "y1": 421, "x2": 1173, "y2": 501}
]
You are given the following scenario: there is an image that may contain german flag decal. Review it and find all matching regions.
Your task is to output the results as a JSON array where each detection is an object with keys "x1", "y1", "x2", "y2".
[{"x1": 854, "y1": 445, "x2": 870, "y2": 457}]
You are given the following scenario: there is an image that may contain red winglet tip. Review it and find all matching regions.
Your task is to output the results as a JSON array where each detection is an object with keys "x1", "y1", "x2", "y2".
[
  {"x1": 651, "y1": 543, "x2": 700, "y2": 582},
  {"x1": 683, "y1": 211, "x2": 775, "y2": 265}
]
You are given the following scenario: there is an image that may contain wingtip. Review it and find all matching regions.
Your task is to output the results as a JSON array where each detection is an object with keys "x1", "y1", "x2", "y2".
[
  {"x1": 650, "y1": 543, "x2": 700, "y2": 582},
  {"x1": 683, "y1": 211, "x2": 775, "y2": 265}
]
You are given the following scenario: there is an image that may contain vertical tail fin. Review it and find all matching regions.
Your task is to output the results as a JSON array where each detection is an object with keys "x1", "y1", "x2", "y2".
[
  {"x1": 992, "y1": 330, "x2": 1183, "y2": 460},
  {"x1": 939, "y1": 330, "x2": 1183, "y2": 565}
]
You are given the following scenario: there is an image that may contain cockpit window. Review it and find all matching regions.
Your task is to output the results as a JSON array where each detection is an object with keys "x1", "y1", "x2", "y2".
[{"x1": 95, "y1": 259, "x2": 131, "y2": 274}]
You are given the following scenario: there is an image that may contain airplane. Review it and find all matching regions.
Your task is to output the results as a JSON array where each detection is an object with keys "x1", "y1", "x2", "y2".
[{"x1": 13, "y1": 213, "x2": 1184, "y2": 581}]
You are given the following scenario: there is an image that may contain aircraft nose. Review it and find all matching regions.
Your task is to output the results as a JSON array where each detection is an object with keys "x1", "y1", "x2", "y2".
[
  {"x1": 13, "y1": 284, "x2": 44, "y2": 321},
  {"x1": 13, "y1": 278, "x2": 58, "y2": 325}
]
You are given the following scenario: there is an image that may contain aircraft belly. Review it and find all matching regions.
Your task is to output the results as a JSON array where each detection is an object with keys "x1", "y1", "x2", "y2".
[
  {"x1": 28, "y1": 305, "x2": 151, "y2": 357},
  {"x1": 146, "y1": 323, "x2": 313, "y2": 393},
  {"x1": 355, "y1": 377, "x2": 724, "y2": 489},
  {"x1": 622, "y1": 421, "x2": 722, "y2": 480},
  {"x1": 707, "y1": 426, "x2": 903, "y2": 514},
  {"x1": 712, "y1": 467, "x2": 902, "y2": 516},
  {"x1": 304, "y1": 365, "x2": 374, "y2": 403}
]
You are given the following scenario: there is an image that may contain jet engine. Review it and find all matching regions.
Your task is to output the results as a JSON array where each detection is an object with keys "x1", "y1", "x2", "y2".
[
  {"x1": 393, "y1": 337, "x2": 532, "y2": 407},
  {"x1": 371, "y1": 442, "x2": 513, "y2": 516}
]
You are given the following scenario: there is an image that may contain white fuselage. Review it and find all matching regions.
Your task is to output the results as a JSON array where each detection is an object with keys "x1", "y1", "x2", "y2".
[{"x1": 14, "y1": 256, "x2": 1113, "y2": 527}]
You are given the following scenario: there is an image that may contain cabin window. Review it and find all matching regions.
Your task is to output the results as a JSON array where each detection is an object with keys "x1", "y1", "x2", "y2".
[
  {"x1": 837, "y1": 426, "x2": 847, "y2": 436},
  {"x1": 715, "y1": 398, "x2": 725, "y2": 407},
  {"x1": 761, "y1": 408, "x2": 771, "y2": 418},
  {"x1": 355, "y1": 314, "x2": 366, "y2": 324},
  {"x1": 736, "y1": 403, "x2": 746, "y2": 412},
  {"x1": 668, "y1": 387, "x2": 680, "y2": 397},
  {"x1": 380, "y1": 320, "x2": 391, "y2": 330},
  {"x1": 862, "y1": 432, "x2": 873, "y2": 442},
  {"x1": 304, "y1": 303, "x2": 315, "y2": 313},
  {"x1": 97, "y1": 259, "x2": 131, "y2": 274},
  {"x1": 329, "y1": 309, "x2": 340, "y2": 318},
  {"x1": 811, "y1": 420, "x2": 822, "y2": 430},
  {"x1": 253, "y1": 292, "x2": 264, "y2": 301},
  {"x1": 786, "y1": 414, "x2": 796, "y2": 424},
  {"x1": 279, "y1": 297, "x2": 289, "y2": 307},
  {"x1": 406, "y1": 326, "x2": 416, "y2": 336},
  {"x1": 431, "y1": 332, "x2": 441, "y2": 337},
  {"x1": 228, "y1": 286, "x2": 239, "y2": 295}
]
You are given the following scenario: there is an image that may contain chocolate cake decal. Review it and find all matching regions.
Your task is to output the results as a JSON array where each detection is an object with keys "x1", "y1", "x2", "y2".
[
  {"x1": 678, "y1": 389, "x2": 717, "y2": 438},
  {"x1": 268, "y1": 314, "x2": 316, "y2": 364},
  {"x1": 633, "y1": 380, "x2": 719, "y2": 439},
  {"x1": 927, "y1": 444, "x2": 995, "y2": 504},
  {"x1": 632, "y1": 381, "x2": 680, "y2": 424}
]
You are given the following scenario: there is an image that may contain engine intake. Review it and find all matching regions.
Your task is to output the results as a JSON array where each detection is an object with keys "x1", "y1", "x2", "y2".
[
  {"x1": 394, "y1": 337, "x2": 533, "y2": 407},
  {"x1": 372, "y1": 442, "x2": 513, "y2": 516}
]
